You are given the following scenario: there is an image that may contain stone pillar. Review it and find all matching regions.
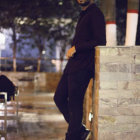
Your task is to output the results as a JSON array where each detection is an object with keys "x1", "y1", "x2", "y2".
[{"x1": 97, "y1": 46, "x2": 140, "y2": 140}]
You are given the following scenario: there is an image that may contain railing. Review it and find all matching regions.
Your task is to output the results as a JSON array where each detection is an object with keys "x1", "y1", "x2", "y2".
[{"x1": 0, "y1": 57, "x2": 67, "y2": 72}]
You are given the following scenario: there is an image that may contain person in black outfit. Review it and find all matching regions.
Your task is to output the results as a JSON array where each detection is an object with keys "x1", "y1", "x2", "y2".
[{"x1": 54, "y1": 0, "x2": 106, "y2": 139}]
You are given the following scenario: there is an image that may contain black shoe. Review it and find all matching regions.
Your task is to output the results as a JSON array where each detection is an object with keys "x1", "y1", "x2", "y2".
[
  {"x1": 80, "y1": 128, "x2": 91, "y2": 140},
  {"x1": 65, "y1": 125, "x2": 90, "y2": 140}
]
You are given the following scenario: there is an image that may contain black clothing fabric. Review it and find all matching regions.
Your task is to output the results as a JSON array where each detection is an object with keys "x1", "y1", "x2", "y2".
[
  {"x1": 54, "y1": 70, "x2": 92, "y2": 140},
  {"x1": 0, "y1": 75, "x2": 17, "y2": 101},
  {"x1": 64, "y1": 3, "x2": 106, "y2": 77},
  {"x1": 54, "y1": 3, "x2": 106, "y2": 140}
]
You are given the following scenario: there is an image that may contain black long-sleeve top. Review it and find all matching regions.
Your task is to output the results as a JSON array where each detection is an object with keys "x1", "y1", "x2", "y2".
[{"x1": 64, "y1": 3, "x2": 106, "y2": 77}]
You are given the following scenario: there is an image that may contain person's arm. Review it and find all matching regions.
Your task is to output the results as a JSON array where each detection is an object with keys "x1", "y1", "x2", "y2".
[{"x1": 75, "y1": 9, "x2": 106, "y2": 52}]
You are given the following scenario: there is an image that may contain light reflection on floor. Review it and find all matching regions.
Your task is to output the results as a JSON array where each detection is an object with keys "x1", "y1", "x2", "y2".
[{"x1": 0, "y1": 92, "x2": 68, "y2": 140}]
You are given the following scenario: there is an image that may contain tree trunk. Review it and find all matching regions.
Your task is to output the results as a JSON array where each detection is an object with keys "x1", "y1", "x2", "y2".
[
  {"x1": 59, "y1": 57, "x2": 63, "y2": 73},
  {"x1": 57, "y1": 41, "x2": 67, "y2": 73},
  {"x1": 37, "y1": 53, "x2": 42, "y2": 72},
  {"x1": 12, "y1": 25, "x2": 17, "y2": 72},
  {"x1": 37, "y1": 58, "x2": 41, "y2": 72},
  {"x1": 37, "y1": 37, "x2": 44, "y2": 72},
  {"x1": 100, "y1": 0, "x2": 116, "y2": 46},
  {"x1": 125, "y1": 0, "x2": 139, "y2": 46}
]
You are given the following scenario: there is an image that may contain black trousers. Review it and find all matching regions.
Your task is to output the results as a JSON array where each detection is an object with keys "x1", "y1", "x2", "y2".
[{"x1": 54, "y1": 70, "x2": 92, "y2": 139}]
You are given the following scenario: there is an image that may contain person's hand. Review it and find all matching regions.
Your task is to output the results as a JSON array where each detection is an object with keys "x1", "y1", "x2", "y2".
[{"x1": 66, "y1": 46, "x2": 76, "y2": 59}]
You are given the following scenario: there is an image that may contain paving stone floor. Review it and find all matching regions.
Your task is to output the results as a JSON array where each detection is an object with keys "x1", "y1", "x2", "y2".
[{"x1": 0, "y1": 92, "x2": 68, "y2": 140}]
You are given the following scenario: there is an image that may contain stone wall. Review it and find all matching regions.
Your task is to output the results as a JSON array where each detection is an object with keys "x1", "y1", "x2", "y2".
[{"x1": 97, "y1": 46, "x2": 140, "y2": 140}]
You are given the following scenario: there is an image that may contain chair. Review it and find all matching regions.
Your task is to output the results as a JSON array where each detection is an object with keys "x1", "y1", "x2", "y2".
[{"x1": 0, "y1": 90, "x2": 19, "y2": 140}]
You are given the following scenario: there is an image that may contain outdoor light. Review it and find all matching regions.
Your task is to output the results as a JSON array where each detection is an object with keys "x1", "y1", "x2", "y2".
[
  {"x1": 0, "y1": 33, "x2": 6, "y2": 50},
  {"x1": 0, "y1": 32, "x2": 5, "y2": 72},
  {"x1": 58, "y1": 0, "x2": 63, "y2": 5},
  {"x1": 42, "y1": 50, "x2": 46, "y2": 54},
  {"x1": 51, "y1": 59, "x2": 56, "y2": 64}
]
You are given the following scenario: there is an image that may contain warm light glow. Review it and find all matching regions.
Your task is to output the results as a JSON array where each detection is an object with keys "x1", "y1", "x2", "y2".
[{"x1": 58, "y1": 1, "x2": 63, "y2": 5}]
